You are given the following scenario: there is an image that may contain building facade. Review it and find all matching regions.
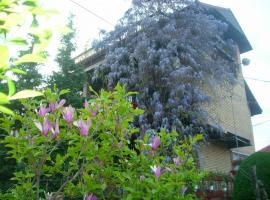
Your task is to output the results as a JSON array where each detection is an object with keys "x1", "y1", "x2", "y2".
[{"x1": 74, "y1": 3, "x2": 262, "y2": 173}]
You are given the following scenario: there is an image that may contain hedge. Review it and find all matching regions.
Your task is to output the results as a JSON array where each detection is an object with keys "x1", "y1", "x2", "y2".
[{"x1": 233, "y1": 152, "x2": 270, "y2": 200}]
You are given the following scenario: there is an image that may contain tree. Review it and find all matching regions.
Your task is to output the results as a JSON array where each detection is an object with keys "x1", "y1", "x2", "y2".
[
  {"x1": 233, "y1": 152, "x2": 270, "y2": 200},
  {"x1": 91, "y1": 0, "x2": 238, "y2": 135},
  {"x1": 49, "y1": 14, "x2": 86, "y2": 108},
  {"x1": 15, "y1": 48, "x2": 43, "y2": 91}
]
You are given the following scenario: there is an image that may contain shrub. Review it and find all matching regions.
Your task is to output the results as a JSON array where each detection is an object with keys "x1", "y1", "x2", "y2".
[
  {"x1": 0, "y1": 85, "x2": 205, "y2": 199},
  {"x1": 233, "y1": 152, "x2": 270, "y2": 200}
]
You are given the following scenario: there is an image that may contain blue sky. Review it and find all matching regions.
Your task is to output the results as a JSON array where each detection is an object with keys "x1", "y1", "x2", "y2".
[{"x1": 44, "y1": 0, "x2": 270, "y2": 150}]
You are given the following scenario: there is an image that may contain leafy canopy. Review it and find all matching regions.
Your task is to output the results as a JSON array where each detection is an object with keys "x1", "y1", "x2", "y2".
[{"x1": 49, "y1": 14, "x2": 86, "y2": 108}]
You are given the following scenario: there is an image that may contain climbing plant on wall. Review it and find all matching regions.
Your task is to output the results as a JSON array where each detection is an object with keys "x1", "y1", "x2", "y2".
[{"x1": 91, "y1": 0, "x2": 239, "y2": 135}]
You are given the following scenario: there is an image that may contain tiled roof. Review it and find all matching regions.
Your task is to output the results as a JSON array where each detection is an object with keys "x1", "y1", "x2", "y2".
[{"x1": 259, "y1": 145, "x2": 270, "y2": 152}]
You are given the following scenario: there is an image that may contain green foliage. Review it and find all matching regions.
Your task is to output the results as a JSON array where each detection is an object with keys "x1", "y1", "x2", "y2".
[
  {"x1": 14, "y1": 41, "x2": 43, "y2": 92},
  {"x1": 0, "y1": 0, "x2": 54, "y2": 115},
  {"x1": 1, "y1": 85, "x2": 205, "y2": 199},
  {"x1": 233, "y1": 152, "x2": 270, "y2": 200},
  {"x1": 49, "y1": 14, "x2": 86, "y2": 108}
]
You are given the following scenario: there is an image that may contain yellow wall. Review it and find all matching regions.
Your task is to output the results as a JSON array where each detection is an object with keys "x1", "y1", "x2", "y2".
[
  {"x1": 198, "y1": 142, "x2": 232, "y2": 173},
  {"x1": 203, "y1": 45, "x2": 255, "y2": 156}
]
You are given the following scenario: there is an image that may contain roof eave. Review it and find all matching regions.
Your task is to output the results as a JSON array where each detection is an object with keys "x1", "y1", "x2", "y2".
[{"x1": 199, "y1": 2, "x2": 252, "y2": 54}]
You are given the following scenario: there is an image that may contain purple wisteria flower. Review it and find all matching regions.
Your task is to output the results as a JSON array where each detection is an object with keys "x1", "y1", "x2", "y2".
[
  {"x1": 77, "y1": 118, "x2": 91, "y2": 137},
  {"x1": 173, "y1": 157, "x2": 180, "y2": 167},
  {"x1": 62, "y1": 106, "x2": 75, "y2": 124},
  {"x1": 37, "y1": 104, "x2": 50, "y2": 117},
  {"x1": 84, "y1": 194, "x2": 98, "y2": 200},
  {"x1": 51, "y1": 120, "x2": 60, "y2": 139},
  {"x1": 151, "y1": 165, "x2": 161, "y2": 179},
  {"x1": 49, "y1": 99, "x2": 66, "y2": 112},
  {"x1": 34, "y1": 118, "x2": 52, "y2": 136},
  {"x1": 151, "y1": 136, "x2": 160, "y2": 151}
]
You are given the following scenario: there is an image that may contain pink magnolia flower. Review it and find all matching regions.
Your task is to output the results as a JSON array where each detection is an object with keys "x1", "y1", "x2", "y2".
[
  {"x1": 49, "y1": 99, "x2": 66, "y2": 112},
  {"x1": 37, "y1": 104, "x2": 50, "y2": 117},
  {"x1": 151, "y1": 136, "x2": 160, "y2": 151},
  {"x1": 34, "y1": 118, "x2": 52, "y2": 136},
  {"x1": 173, "y1": 157, "x2": 180, "y2": 167},
  {"x1": 84, "y1": 194, "x2": 98, "y2": 200},
  {"x1": 151, "y1": 165, "x2": 161, "y2": 179},
  {"x1": 90, "y1": 111, "x2": 97, "y2": 117},
  {"x1": 77, "y1": 118, "x2": 91, "y2": 137},
  {"x1": 84, "y1": 100, "x2": 97, "y2": 117},
  {"x1": 62, "y1": 106, "x2": 75, "y2": 124},
  {"x1": 51, "y1": 120, "x2": 60, "y2": 139}
]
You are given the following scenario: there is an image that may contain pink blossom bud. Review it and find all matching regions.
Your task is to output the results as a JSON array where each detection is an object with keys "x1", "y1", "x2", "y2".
[
  {"x1": 78, "y1": 118, "x2": 91, "y2": 137},
  {"x1": 34, "y1": 118, "x2": 52, "y2": 136},
  {"x1": 84, "y1": 194, "x2": 98, "y2": 200},
  {"x1": 37, "y1": 104, "x2": 50, "y2": 117},
  {"x1": 51, "y1": 120, "x2": 60, "y2": 139},
  {"x1": 151, "y1": 136, "x2": 160, "y2": 151},
  {"x1": 50, "y1": 99, "x2": 66, "y2": 112},
  {"x1": 62, "y1": 106, "x2": 75, "y2": 124},
  {"x1": 151, "y1": 165, "x2": 161, "y2": 179}
]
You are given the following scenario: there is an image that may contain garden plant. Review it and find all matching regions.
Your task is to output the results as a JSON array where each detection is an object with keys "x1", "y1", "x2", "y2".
[{"x1": 1, "y1": 85, "x2": 205, "y2": 199}]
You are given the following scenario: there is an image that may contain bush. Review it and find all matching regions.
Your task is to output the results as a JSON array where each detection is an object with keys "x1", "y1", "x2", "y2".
[
  {"x1": 0, "y1": 85, "x2": 205, "y2": 199},
  {"x1": 233, "y1": 152, "x2": 270, "y2": 200}
]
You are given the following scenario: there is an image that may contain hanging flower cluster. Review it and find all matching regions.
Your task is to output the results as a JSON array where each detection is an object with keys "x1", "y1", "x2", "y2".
[{"x1": 92, "y1": 0, "x2": 239, "y2": 136}]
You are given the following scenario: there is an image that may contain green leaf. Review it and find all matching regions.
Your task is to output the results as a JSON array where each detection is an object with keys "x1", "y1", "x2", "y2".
[
  {"x1": 23, "y1": 0, "x2": 38, "y2": 7},
  {"x1": 8, "y1": 90, "x2": 43, "y2": 100},
  {"x1": 59, "y1": 89, "x2": 70, "y2": 96},
  {"x1": 0, "y1": 92, "x2": 10, "y2": 104},
  {"x1": 29, "y1": 27, "x2": 52, "y2": 40},
  {"x1": 11, "y1": 68, "x2": 26, "y2": 74},
  {"x1": 0, "y1": 45, "x2": 9, "y2": 68},
  {"x1": 32, "y1": 39, "x2": 49, "y2": 53},
  {"x1": 0, "y1": 105, "x2": 14, "y2": 115},
  {"x1": 9, "y1": 37, "x2": 28, "y2": 46},
  {"x1": 14, "y1": 54, "x2": 46, "y2": 65},
  {"x1": 8, "y1": 78, "x2": 16, "y2": 96}
]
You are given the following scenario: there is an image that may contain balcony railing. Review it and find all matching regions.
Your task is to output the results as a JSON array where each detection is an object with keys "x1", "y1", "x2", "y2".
[{"x1": 196, "y1": 175, "x2": 233, "y2": 200}]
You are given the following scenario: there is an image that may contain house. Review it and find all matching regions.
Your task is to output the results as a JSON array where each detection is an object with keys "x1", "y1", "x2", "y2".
[
  {"x1": 259, "y1": 145, "x2": 270, "y2": 153},
  {"x1": 73, "y1": 3, "x2": 262, "y2": 173}
]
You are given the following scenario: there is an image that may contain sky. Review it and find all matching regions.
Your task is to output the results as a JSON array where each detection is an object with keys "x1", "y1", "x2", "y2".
[{"x1": 43, "y1": 0, "x2": 270, "y2": 151}]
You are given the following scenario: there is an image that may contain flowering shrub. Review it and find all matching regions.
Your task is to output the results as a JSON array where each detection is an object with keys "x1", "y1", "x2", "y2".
[{"x1": 1, "y1": 85, "x2": 204, "y2": 199}]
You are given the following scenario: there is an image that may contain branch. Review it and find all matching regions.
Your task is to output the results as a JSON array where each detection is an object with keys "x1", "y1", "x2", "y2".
[{"x1": 54, "y1": 166, "x2": 84, "y2": 197}]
